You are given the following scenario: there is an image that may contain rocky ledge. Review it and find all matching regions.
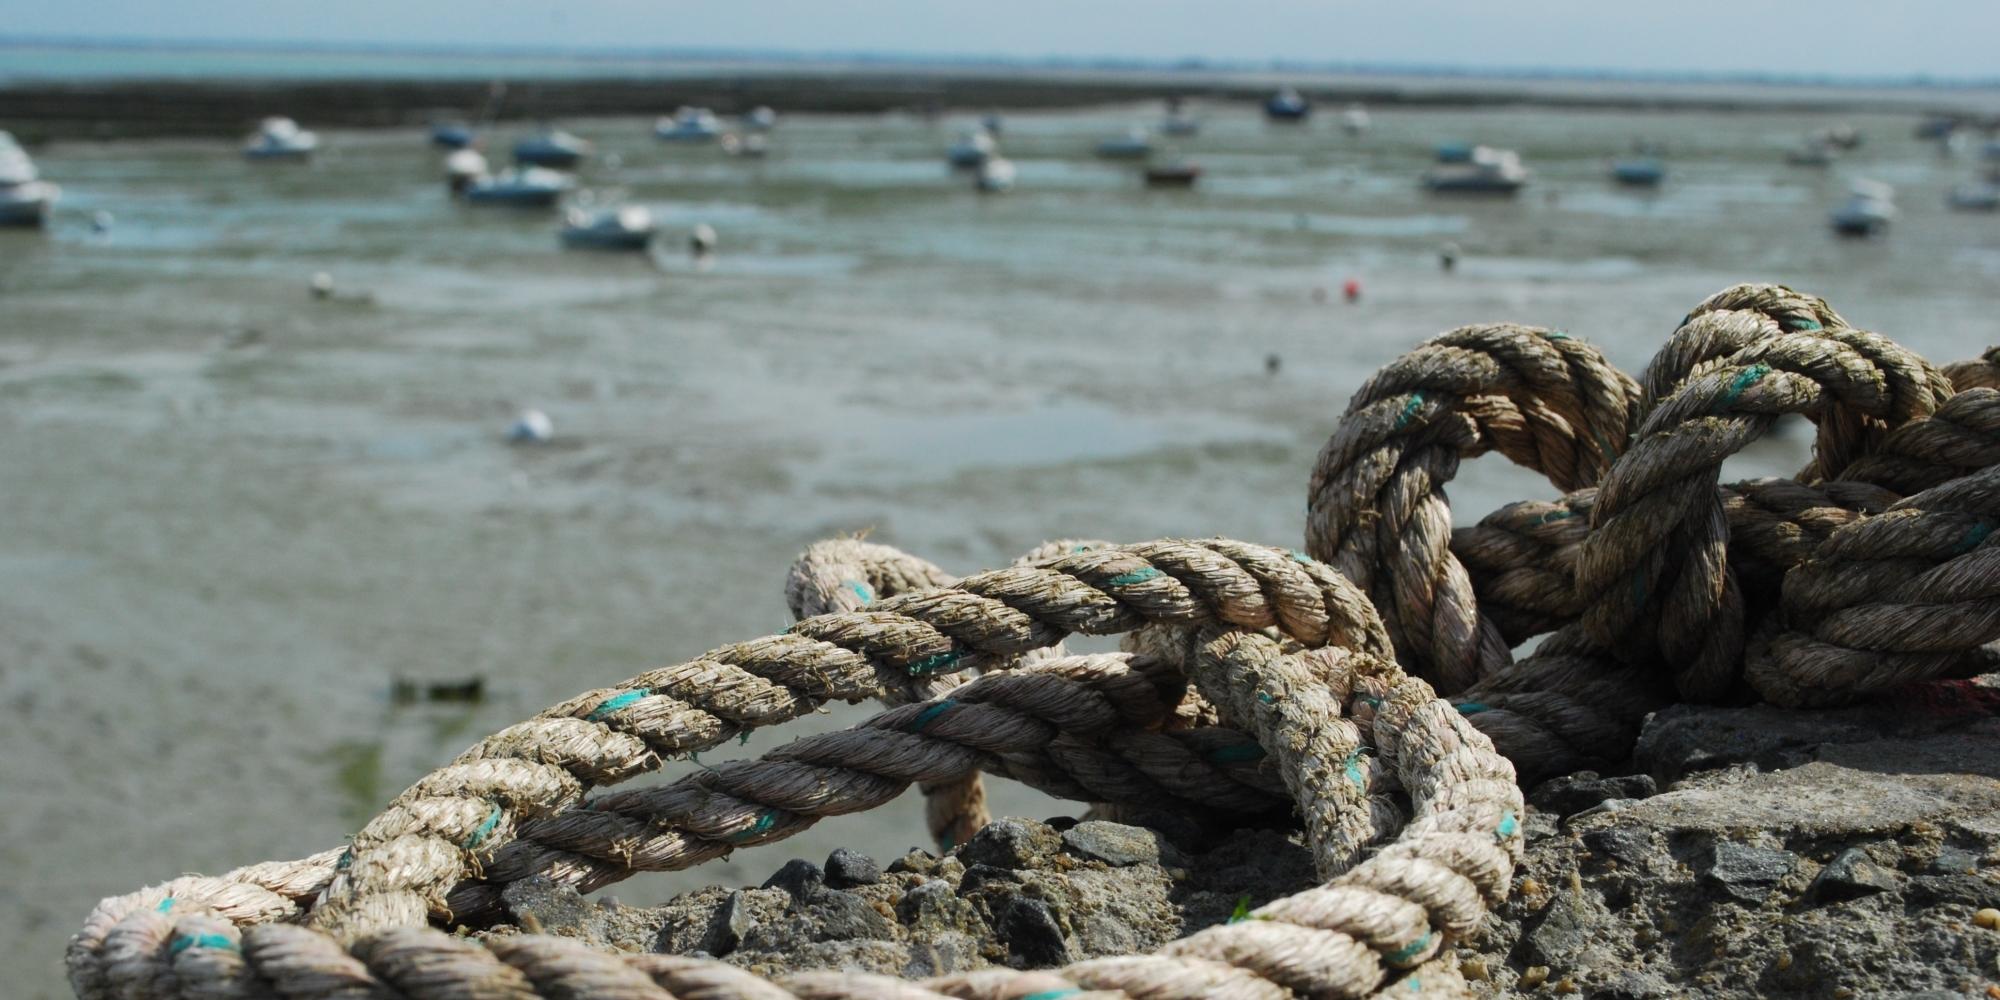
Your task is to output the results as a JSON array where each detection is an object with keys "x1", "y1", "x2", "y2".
[{"x1": 497, "y1": 692, "x2": 2000, "y2": 998}]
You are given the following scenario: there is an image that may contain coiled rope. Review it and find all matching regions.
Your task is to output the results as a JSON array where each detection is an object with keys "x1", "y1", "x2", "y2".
[{"x1": 67, "y1": 283, "x2": 2000, "y2": 999}]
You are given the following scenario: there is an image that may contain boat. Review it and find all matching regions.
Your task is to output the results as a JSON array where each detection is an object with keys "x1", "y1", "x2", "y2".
[
  {"x1": 1817, "y1": 124, "x2": 1862, "y2": 151},
  {"x1": 1610, "y1": 157, "x2": 1666, "y2": 186},
  {"x1": 946, "y1": 129, "x2": 997, "y2": 169},
  {"x1": 1161, "y1": 97, "x2": 1200, "y2": 136},
  {"x1": 430, "y1": 121, "x2": 476, "y2": 149},
  {"x1": 974, "y1": 156, "x2": 1017, "y2": 193},
  {"x1": 1341, "y1": 104, "x2": 1371, "y2": 135},
  {"x1": 1423, "y1": 146, "x2": 1528, "y2": 195},
  {"x1": 720, "y1": 133, "x2": 769, "y2": 158},
  {"x1": 1785, "y1": 140, "x2": 1835, "y2": 167},
  {"x1": 655, "y1": 107, "x2": 723, "y2": 143},
  {"x1": 1265, "y1": 88, "x2": 1310, "y2": 122},
  {"x1": 1095, "y1": 128, "x2": 1153, "y2": 160},
  {"x1": 0, "y1": 131, "x2": 57, "y2": 227},
  {"x1": 1434, "y1": 142, "x2": 1475, "y2": 164},
  {"x1": 513, "y1": 128, "x2": 592, "y2": 168},
  {"x1": 1830, "y1": 180, "x2": 1895, "y2": 237},
  {"x1": 463, "y1": 167, "x2": 574, "y2": 207},
  {"x1": 243, "y1": 117, "x2": 318, "y2": 161},
  {"x1": 743, "y1": 106, "x2": 778, "y2": 131},
  {"x1": 560, "y1": 205, "x2": 656, "y2": 251},
  {"x1": 1143, "y1": 162, "x2": 1201, "y2": 188},
  {"x1": 444, "y1": 148, "x2": 489, "y2": 195},
  {"x1": 1947, "y1": 182, "x2": 2000, "y2": 212}
]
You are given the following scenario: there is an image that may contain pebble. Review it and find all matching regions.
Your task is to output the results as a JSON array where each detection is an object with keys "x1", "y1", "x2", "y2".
[
  {"x1": 1060, "y1": 821, "x2": 1178, "y2": 867},
  {"x1": 825, "y1": 848, "x2": 881, "y2": 888},
  {"x1": 761, "y1": 858, "x2": 823, "y2": 898},
  {"x1": 1975, "y1": 907, "x2": 2000, "y2": 929},
  {"x1": 958, "y1": 818, "x2": 1058, "y2": 870}
]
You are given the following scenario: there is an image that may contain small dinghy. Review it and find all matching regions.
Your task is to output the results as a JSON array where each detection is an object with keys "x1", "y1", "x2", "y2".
[
  {"x1": 463, "y1": 166, "x2": 574, "y2": 207},
  {"x1": 974, "y1": 156, "x2": 1017, "y2": 193},
  {"x1": 1610, "y1": 157, "x2": 1665, "y2": 186},
  {"x1": 1095, "y1": 127, "x2": 1153, "y2": 160},
  {"x1": 0, "y1": 131, "x2": 58, "y2": 227},
  {"x1": 514, "y1": 128, "x2": 592, "y2": 168},
  {"x1": 1423, "y1": 146, "x2": 1528, "y2": 195},
  {"x1": 430, "y1": 121, "x2": 476, "y2": 149},
  {"x1": 743, "y1": 106, "x2": 778, "y2": 131},
  {"x1": 1948, "y1": 182, "x2": 2000, "y2": 212},
  {"x1": 560, "y1": 204, "x2": 656, "y2": 251},
  {"x1": 244, "y1": 117, "x2": 318, "y2": 161},
  {"x1": 655, "y1": 107, "x2": 723, "y2": 143},
  {"x1": 1265, "y1": 87, "x2": 1310, "y2": 122},
  {"x1": 1830, "y1": 180, "x2": 1896, "y2": 237},
  {"x1": 444, "y1": 148, "x2": 489, "y2": 195},
  {"x1": 946, "y1": 129, "x2": 996, "y2": 169},
  {"x1": 1143, "y1": 161, "x2": 1202, "y2": 188},
  {"x1": 1340, "y1": 104, "x2": 1371, "y2": 135}
]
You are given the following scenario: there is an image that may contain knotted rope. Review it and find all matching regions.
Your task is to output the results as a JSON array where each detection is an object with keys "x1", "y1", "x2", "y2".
[{"x1": 68, "y1": 282, "x2": 2000, "y2": 1000}]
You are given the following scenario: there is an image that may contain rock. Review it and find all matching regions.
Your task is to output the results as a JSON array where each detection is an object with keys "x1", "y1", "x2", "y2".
[
  {"x1": 712, "y1": 890, "x2": 760, "y2": 955},
  {"x1": 957, "y1": 863, "x2": 1023, "y2": 895},
  {"x1": 498, "y1": 876, "x2": 667, "y2": 952},
  {"x1": 1700, "y1": 842, "x2": 1796, "y2": 902},
  {"x1": 1530, "y1": 771, "x2": 1658, "y2": 817},
  {"x1": 958, "y1": 819, "x2": 1059, "y2": 870},
  {"x1": 825, "y1": 848, "x2": 882, "y2": 888},
  {"x1": 898, "y1": 879, "x2": 978, "y2": 935},
  {"x1": 1580, "y1": 827, "x2": 1654, "y2": 867},
  {"x1": 761, "y1": 859, "x2": 823, "y2": 898},
  {"x1": 885, "y1": 848, "x2": 937, "y2": 876},
  {"x1": 1061, "y1": 821, "x2": 1182, "y2": 868},
  {"x1": 1806, "y1": 848, "x2": 1899, "y2": 904},
  {"x1": 793, "y1": 888, "x2": 894, "y2": 942},
  {"x1": 995, "y1": 897, "x2": 1069, "y2": 966},
  {"x1": 1926, "y1": 845, "x2": 1980, "y2": 875}
]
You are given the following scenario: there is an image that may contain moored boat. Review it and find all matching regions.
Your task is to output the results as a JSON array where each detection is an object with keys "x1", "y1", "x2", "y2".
[
  {"x1": 946, "y1": 129, "x2": 997, "y2": 169},
  {"x1": 1610, "y1": 157, "x2": 1666, "y2": 186},
  {"x1": 974, "y1": 156, "x2": 1017, "y2": 193},
  {"x1": 514, "y1": 128, "x2": 592, "y2": 168},
  {"x1": 1143, "y1": 162, "x2": 1202, "y2": 188},
  {"x1": 243, "y1": 117, "x2": 318, "y2": 161},
  {"x1": 1423, "y1": 146, "x2": 1528, "y2": 195},
  {"x1": 463, "y1": 166, "x2": 574, "y2": 207},
  {"x1": 1830, "y1": 179, "x2": 1896, "y2": 236},
  {"x1": 1095, "y1": 128, "x2": 1153, "y2": 160},
  {"x1": 655, "y1": 107, "x2": 723, "y2": 143},
  {"x1": 0, "y1": 131, "x2": 57, "y2": 228},
  {"x1": 1265, "y1": 87, "x2": 1310, "y2": 122},
  {"x1": 560, "y1": 205, "x2": 656, "y2": 251}
]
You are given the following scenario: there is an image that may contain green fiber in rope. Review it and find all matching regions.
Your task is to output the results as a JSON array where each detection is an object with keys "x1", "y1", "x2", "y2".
[
  {"x1": 1718, "y1": 362, "x2": 1772, "y2": 408},
  {"x1": 1227, "y1": 894, "x2": 1257, "y2": 923},
  {"x1": 1544, "y1": 329, "x2": 1571, "y2": 340},
  {"x1": 843, "y1": 579, "x2": 874, "y2": 604},
  {"x1": 732, "y1": 811, "x2": 777, "y2": 842},
  {"x1": 156, "y1": 897, "x2": 174, "y2": 913},
  {"x1": 1288, "y1": 549, "x2": 1314, "y2": 564},
  {"x1": 1256, "y1": 691, "x2": 1276, "y2": 705},
  {"x1": 909, "y1": 699, "x2": 956, "y2": 733},
  {"x1": 1206, "y1": 743, "x2": 1267, "y2": 764},
  {"x1": 1105, "y1": 567, "x2": 1163, "y2": 586},
  {"x1": 1534, "y1": 508, "x2": 1573, "y2": 525},
  {"x1": 1395, "y1": 391, "x2": 1426, "y2": 430},
  {"x1": 1455, "y1": 702, "x2": 1489, "y2": 714},
  {"x1": 1021, "y1": 991, "x2": 1083, "y2": 1000},
  {"x1": 1786, "y1": 318, "x2": 1822, "y2": 331},
  {"x1": 586, "y1": 688, "x2": 650, "y2": 722},
  {"x1": 1387, "y1": 932, "x2": 1435, "y2": 963},
  {"x1": 906, "y1": 650, "x2": 963, "y2": 676},
  {"x1": 461, "y1": 804, "x2": 503, "y2": 851},
  {"x1": 1495, "y1": 810, "x2": 1519, "y2": 841},
  {"x1": 169, "y1": 933, "x2": 237, "y2": 955},
  {"x1": 1956, "y1": 522, "x2": 1993, "y2": 554},
  {"x1": 1341, "y1": 748, "x2": 1365, "y2": 786}
]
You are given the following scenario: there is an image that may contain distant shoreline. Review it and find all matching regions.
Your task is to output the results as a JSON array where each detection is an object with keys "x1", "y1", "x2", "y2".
[{"x1": 5, "y1": 59, "x2": 1996, "y2": 142}]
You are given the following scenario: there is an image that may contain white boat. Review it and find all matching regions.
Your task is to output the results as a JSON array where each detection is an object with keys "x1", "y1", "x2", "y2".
[
  {"x1": 946, "y1": 129, "x2": 996, "y2": 169},
  {"x1": 655, "y1": 107, "x2": 723, "y2": 143},
  {"x1": 1830, "y1": 179, "x2": 1896, "y2": 236},
  {"x1": 743, "y1": 106, "x2": 778, "y2": 131},
  {"x1": 463, "y1": 167, "x2": 574, "y2": 207},
  {"x1": 0, "y1": 131, "x2": 57, "y2": 227},
  {"x1": 1423, "y1": 146, "x2": 1528, "y2": 194},
  {"x1": 1341, "y1": 104, "x2": 1371, "y2": 135},
  {"x1": 243, "y1": 117, "x2": 318, "y2": 161},
  {"x1": 1948, "y1": 182, "x2": 2000, "y2": 212},
  {"x1": 514, "y1": 128, "x2": 592, "y2": 168},
  {"x1": 974, "y1": 156, "x2": 1017, "y2": 193},
  {"x1": 444, "y1": 148, "x2": 489, "y2": 194},
  {"x1": 720, "y1": 133, "x2": 769, "y2": 158},
  {"x1": 560, "y1": 205, "x2": 656, "y2": 251},
  {"x1": 1095, "y1": 127, "x2": 1153, "y2": 160}
]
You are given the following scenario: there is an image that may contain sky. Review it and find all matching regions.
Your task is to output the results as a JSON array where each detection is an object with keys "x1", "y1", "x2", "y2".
[{"x1": 4, "y1": 0, "x2": 1997, "y2": 80}]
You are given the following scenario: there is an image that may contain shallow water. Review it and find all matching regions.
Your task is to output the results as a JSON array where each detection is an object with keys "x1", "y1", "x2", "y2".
[{"x1": 2, "y1": 100, "x2": 1997, "y2": 997}]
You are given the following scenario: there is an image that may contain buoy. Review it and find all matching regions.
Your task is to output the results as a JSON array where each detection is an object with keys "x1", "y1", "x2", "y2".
[
  {"x1": 689, "y1": 223, "x2": 718, "y2": 256},
  {"x1": 508, "y1": 408, "x2": 553, "y2": 444},
  {"x1": 1343, "y1": 278, "x2": 1361, "y2": 303},
  {"x1": 310, "y1": 272, "x2": 335, "y2": 300},
  {"x1": 1440, "y1": 242, "x2": 1460, "y2": 273}
]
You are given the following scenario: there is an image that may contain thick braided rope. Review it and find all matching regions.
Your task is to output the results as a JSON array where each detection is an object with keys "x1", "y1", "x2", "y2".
[
  {"x1": 1746, "y1": 463, "x2": 2000, "y2": 706},
  {"x1": 785, "y1": 537, "x2": 993, "y2": 850},
  {"x1": 1305, "y1": 323, "x2": 1640, "y2": 693},
  {"x1": 1575, "y1": 318, "x2": 1951, "y2": 698},
  {"x1": 71, "y1": 622, "x2": 1519, "y2": 1000},
  {"x1": 438, "y1": 651, "x2": 1297, "y2": 924},
  {"x1": 1943, "y1": 346, "x2": 2000, "y2": 392}
]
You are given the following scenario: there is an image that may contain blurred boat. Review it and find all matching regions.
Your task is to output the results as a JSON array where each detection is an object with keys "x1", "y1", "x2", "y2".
[
  {"x1": 0, "y1": 131, "x2": 57, "y2": 227},
  {"x1": 430, "y1": 121, "x2": 476, "y2": 149},
  {"x1": 1341, "y1": 104, "x2": 1371, "y2": 135},
  {"x1": 1096, "y1": 128, "x2": 1153, "y2": 160},
  {"x1": 1947, "y1": 182, "x2": 2000, "y2": 212},
  {"x1": 974, "y1": 156, "x2": 1017, "y2": 193},
  {"x1": 514, "y1": 128, "x2": 591, "y2": 168},
  {"x1": 1817, "y1": 124, "x2": 1862, "y2": 151},
  {"x1": 743, "y1": 106, "x2": 778, "y2": 131},
  {"x1": 1610, "y1": 157, "x2": 1666, "y2": 186},
  {"x1": 720, "y1": 132, "x2": 770, "y2": 158},
  {"x1": 1265, "y1": 88, "x2": 1310, "y2": 122},
  {"x1": 463, "y1": 166, "x2": 574, "y2": 207},
  {"x1": 444, "y1": 148, "x2": 489, "y2": 195},
  {"x1": 946, "y1": 129, "x2": 996, "y2": 169},
  {"x1": 1434, "y1": 142, "x2": 1475, "y2": 164},
  {"x1": 1785, "y1": 140, "x2": 1835, "y2": 167},
  {"x1": 560, "y1": 205, "x2": 656, "y2": 251},
  {"x1": 1161, "y1": 97, "x2": 1199, "y2": 136},
  {"x1": 655, "y1": 107, "x2": 723, "y2": 143},
  {"x1": 243, "y1": 117, "x2": 318, "y2": 161},
  {"x1": 1143, "y1": 161, "x2": 1201, "y2": 188},
  {"x1": 1830, "y1": 180, "x2": 1896, "y2": 237},
  {"x1": 1423, "y1": 146, "x2": 1527, "y2": 194}
]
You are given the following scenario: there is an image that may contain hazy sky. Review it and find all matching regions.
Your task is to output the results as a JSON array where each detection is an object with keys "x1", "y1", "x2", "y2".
[{"x1": 6, "y1": 1, "x2": 1997, "y2": 79}]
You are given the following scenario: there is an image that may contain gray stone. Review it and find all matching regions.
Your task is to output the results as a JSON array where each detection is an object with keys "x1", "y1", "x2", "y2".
[
  {"x1": 761, "y1": 858, "x2": 823, "y2": 898},
  {"x1": 898, "y1": 879, "x2": 978, "y2": 935},
  {"x1": 1061, "y1": 820, "x2": 1181, "y2": 867},
  {"x1": 712, "y1": 890, "x2": 759, "y2": 955},
  {"x1": 995, "y1": 897, "x2": 1069, "y2": 966},
  {"x1": 794, "y1": 888, "x2": 894, "y2": 942},
  {"x1": 958, "y1": 818, "x2": 1059, "y2": 870},
  {"x1": 1530, "y1": 770, "x2": 1658, "y2": 817},
  {"x1": 1701, "y1": 842, "x2": 1796, "y2": 902},
  {"x1": 1926, "y1": 845, "x2": 1980, "y2": 875},
  {"x1": 885, "y1": 848, "x2": 937, "y2": 876},
  {"x1": 1806, "y1": 848, "x2": 1899, "y2": 904},
  {"x1": 825, "y1": 847, "x2": 882, "y2": 888},
  {"x1": 1581, "y1": 827, "x2": 1654, "y2": 867}
]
